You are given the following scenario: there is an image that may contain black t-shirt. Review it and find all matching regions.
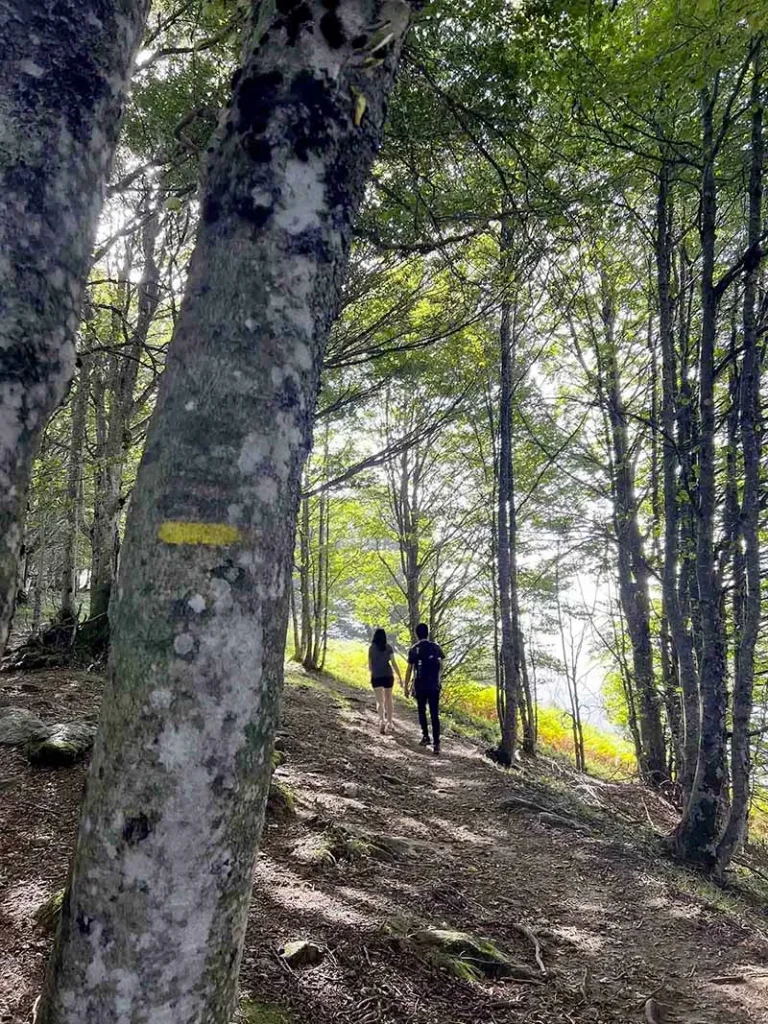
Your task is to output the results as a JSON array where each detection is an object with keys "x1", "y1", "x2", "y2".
[{"x1": 408, "y1": 639, "x2": 444, "y2": 687}]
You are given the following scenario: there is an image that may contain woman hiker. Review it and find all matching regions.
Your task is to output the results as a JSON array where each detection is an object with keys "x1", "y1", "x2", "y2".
[{"x1": 368, "y1": 628, "x2": 403, "y2": 735}]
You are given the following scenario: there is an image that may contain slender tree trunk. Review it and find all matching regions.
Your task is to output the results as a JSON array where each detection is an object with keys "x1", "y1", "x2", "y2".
[
  {"x1": 59, "y1": 358, "x2": 91, "y2": 620},
  {"x1": 311, "y1": 489, "x2": 328, "y2": 666},
  {"x1": 599, "y1": 272, "x2": 666, "y2": 784},
  {"x1": 717, "y1": 44, "x2": 763, "y2": 873},
  {"x1": 38, "y1": 7, "x2": 413, "y2": 1020},
  {"x1": 497, "y1": 274, "x2": 519, "y2": 760},
  {"x1": 673, "y1": 87, "x2": 728, "y2": 866},
  {"x1": 299, "y1": 492, "x2": 312, "y2": 666},
  {"x1": 657, "y1": 162, "x2": 699, "y2": 805},
  {"x1": 402, "y1": 452, "x2": 421, "y2": 637},
  {"x1": 0, "y1": 0, "x2": 150, "y2": 655},
  {"x1": 556, "y1": 578, "x2": 584, "y2": 771},
  {"x1": 289, "y1": 575, "x2": 301, "y2": 661},
  {"x1": 33, "y1": 515, "x2": 48, "y2": 633},
  {"x1": 90, "y1": 211, "x2": 162, "y2": 624}
]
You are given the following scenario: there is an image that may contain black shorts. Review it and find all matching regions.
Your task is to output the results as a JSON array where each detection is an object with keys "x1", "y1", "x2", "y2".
[{"x1": 371, "y1": 676, "x2": 394, "y2": 690}]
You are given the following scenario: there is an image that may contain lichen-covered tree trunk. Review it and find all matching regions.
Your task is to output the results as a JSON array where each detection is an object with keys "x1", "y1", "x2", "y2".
[
  {"x1": 0, "y1": 0, "x2": 150, "y2": 654},
  {"x1": 37, "y1": 3, "x2": 414, "y2": 1022}
]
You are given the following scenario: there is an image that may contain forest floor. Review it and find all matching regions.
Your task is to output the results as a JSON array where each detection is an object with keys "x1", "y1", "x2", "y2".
[{"x1": 2, "y1": 665, "x2": 768, "y2": 1024}]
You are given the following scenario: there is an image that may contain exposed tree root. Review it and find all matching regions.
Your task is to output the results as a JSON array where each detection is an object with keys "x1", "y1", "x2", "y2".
[
  {"x1": 644, "y1": 996, "x2": 663, "y2": 1023},
  {"x1": 509, "y1": 922, "x2": 547, "y2": 975},
  {"x1": 3, "y1": 613, "x2": 108, "y2": 672}
]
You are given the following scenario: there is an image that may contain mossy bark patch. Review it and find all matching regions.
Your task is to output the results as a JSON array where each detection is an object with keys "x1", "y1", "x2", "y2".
[
  {"x1": 34, "y1": 889, "x2": 66, "y2": 933},
  {"x1": 267, "y1": 779, "x2": 297, "y2": 818}
]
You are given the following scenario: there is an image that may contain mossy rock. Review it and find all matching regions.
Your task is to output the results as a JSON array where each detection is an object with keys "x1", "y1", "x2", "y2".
[
  {"x1": 279, "y1": 939, "x2": 326, "y2": 967},
  {"x1": 34, "y1": 888, "x2": 66, "y2": 933},
  {"x1": 26, "y1": 722, "x2": 95, "y2": 766},
  {"x1": 267, "y1": 780, "x2": 296, "y2": 818},
  {"x1": 271, "y1": 749, "x2": 287, "y2": 770},
  {"x1": 237, "y1": 999, "x2": 292, "y2": 1024}
]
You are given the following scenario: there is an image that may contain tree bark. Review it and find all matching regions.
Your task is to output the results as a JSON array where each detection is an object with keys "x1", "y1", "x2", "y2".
[
  {"x1": 0, "y1": 0, "x2": 150, "y2": 654},
  {"x1": 299, "y1": 492, "x2": 313, "y2": 667},
  {"x1": 59, "y1": 357, "x2": 90, "y2": 620},
  {"x1": 497, "y1": 236, "x2": 519, "y2": 759},
  {"x1": 38, "y1": 4, "x2": 413, "y2": 1021},
  {"x1": 599, "y1": 271, "x2": 666, "y2": 784},
  {"x1": 656, "y1": 161, "x2": 699, "y2": 804},
  {"x1": 90, "y1": 210, "x2": 162, "y2": 623},
  {"x1": 673, "y1": 86, "x2": 728, "y2": 866},
  {"x1": 717, "y1": 43, "x2": 763, "y2": 873}
]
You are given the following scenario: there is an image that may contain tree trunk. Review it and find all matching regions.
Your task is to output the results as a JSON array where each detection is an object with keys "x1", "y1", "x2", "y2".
[
  {"x1": 717, "y1": 44, "x2": 763, "y2": 873},
  {"x1": 90, "y1": 211, "x2": 162, "y2": 624},
  {"x1": 401, "y1": 450, "x2": 421, "y2": 637},
  {"x1": 656, "y1": 161, "x2": 699, "y2": 805},
  {"x1": 33, "y1": 515, "x2": 48, "y2": 633},
  {"x1": 0, "y1": 0, "x2": 150, "y2": 654},
  {"x1": 673, "y1": 87, "x2": 728, "y2": 866},
  {"x1": 599, "y1": 272, "x2": 666, "y2": 784},
  {"x1": 507, "y1": 305, "x2": 533, "y2": 756},
  {"x1": 299, "y1": 492, "x2": 313, "y2": 668},
  {"x1": 59, "y1": 358, "x2": 90, "y2": 620},
  {"x1": 38, "y1": 5, "x2": 412, "y2": 1021},
  {"x1": 497, "y1": 252, "x2": 519, "y2": 759},
  {"x1": 289, "y1": 575, "x2": 301, "y2": 661}
]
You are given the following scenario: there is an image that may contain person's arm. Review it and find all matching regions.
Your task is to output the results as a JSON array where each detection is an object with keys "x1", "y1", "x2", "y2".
[
  {"x1": 404, "y1": 647, "x2": 416, "y2": 697},
  {"x1": 368, "y1": 647, "x2": 373, "y2": 674},
  {"x1": 436, "y1": 644, "x2": 445, "y2": 682},
  {"x1": 391, "y1": 649, "x2": 403, "y2": 686}
]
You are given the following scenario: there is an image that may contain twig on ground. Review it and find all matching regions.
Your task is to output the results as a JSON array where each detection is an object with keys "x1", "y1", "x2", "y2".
[{"x1": 509, "y1": 922, "x2": 547, "y2": 975}]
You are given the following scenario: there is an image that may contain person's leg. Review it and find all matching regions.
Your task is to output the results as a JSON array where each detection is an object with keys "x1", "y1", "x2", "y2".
[
  {"x1": 373, "y1": 686, "x2": 386, "y2": 733},
  {"x1": 384, "y1": 686, "x2": 394, "y2": 731},
  {"x1": 416, "y1": 689, "x2": 430, "y2": 743},
  {"x1": 429, "y1": 686, "x2": 441, "y2": 752}
]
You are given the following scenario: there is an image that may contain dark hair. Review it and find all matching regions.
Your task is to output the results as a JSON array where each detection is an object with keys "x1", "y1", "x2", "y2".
[
  {"x1": 372, "y1": 628, "x2": 387, "y2": 650},
  {"x1": 416, "y1": 622, "x2": 429, "y2": 640}
]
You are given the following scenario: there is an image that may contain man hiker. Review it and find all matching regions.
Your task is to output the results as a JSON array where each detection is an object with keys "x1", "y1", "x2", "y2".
[{"x1": 404, "y1": 622, "x2": 445, "y2": 755}]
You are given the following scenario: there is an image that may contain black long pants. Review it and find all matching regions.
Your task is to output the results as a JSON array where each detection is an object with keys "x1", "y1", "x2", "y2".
[{"x1": 416, "y1": 684, "x2": 441, "y2": 746}]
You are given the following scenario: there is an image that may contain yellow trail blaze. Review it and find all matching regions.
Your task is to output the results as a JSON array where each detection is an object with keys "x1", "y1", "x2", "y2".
[{"x1": 157, "y1": 521, "x2": 241, "y2": 546}]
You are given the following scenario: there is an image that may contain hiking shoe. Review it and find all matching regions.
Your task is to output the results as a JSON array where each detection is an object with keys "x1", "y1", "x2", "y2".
[
  {"x1": 419, "y1": 736, "x2": 430, "y2": 747},
  {"x1": 379, "y1": 722, "x2": 386, "y2": 735},
  {"x1": 433, "y1": 746, "x2": 441, "y2": 756}
]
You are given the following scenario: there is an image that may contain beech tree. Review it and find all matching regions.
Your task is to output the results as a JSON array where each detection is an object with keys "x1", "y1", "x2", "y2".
[
  {"x1": 0, "y1": 0, "x2": 150, "y2": 653},
  {"x1": 37, "y1": 1, "x2": 415, "y2": 1021}
]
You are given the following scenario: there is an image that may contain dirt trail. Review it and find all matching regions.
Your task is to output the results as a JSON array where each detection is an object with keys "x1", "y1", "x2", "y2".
[{"x1": 2, "y1": 666, "x2": 768, "y2": 1024}]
